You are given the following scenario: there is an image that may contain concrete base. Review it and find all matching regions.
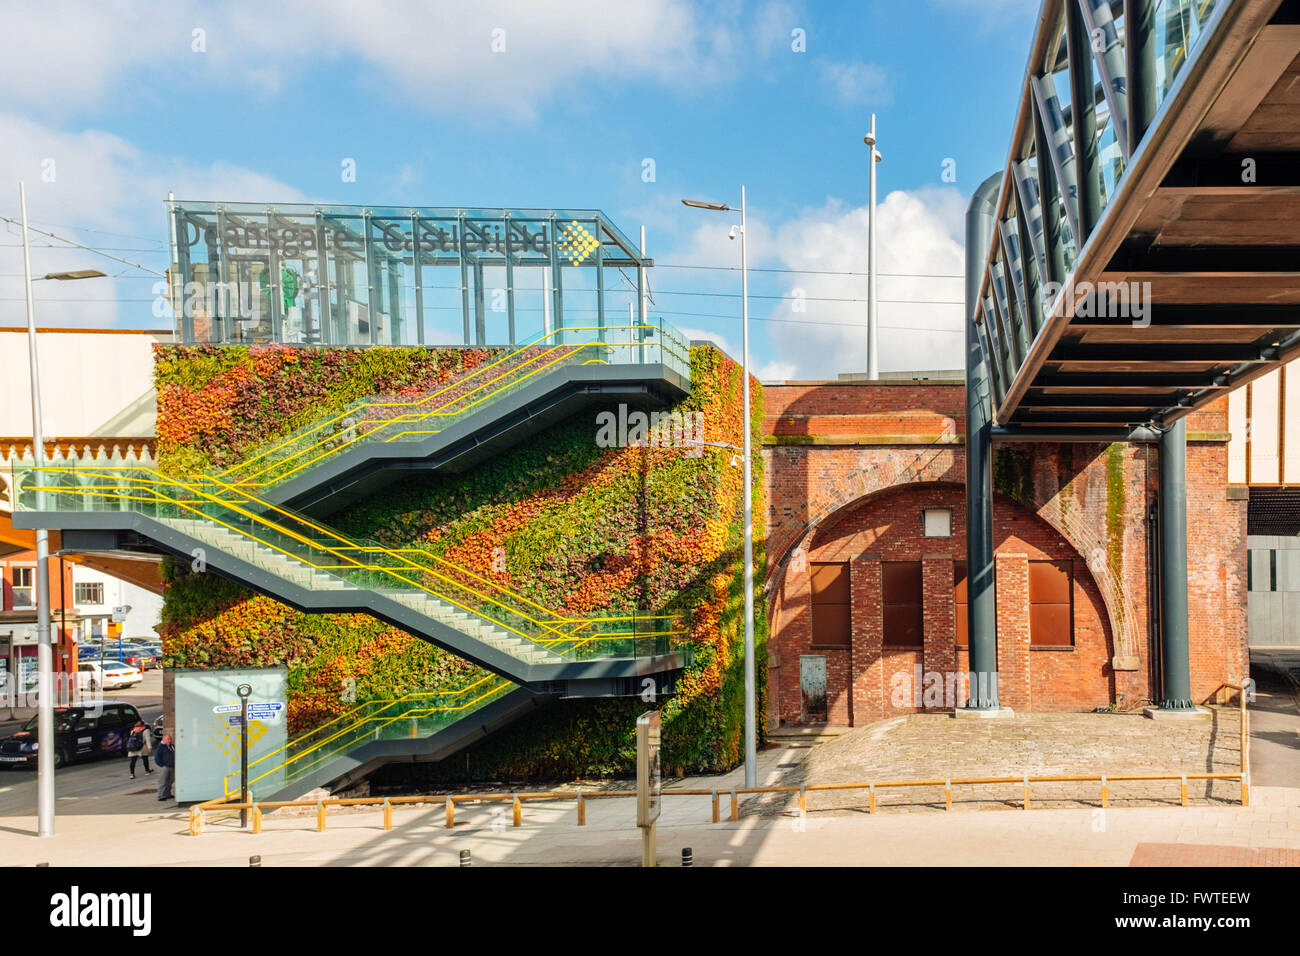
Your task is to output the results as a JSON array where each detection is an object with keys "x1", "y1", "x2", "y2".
[
  {"x1": 1142, "y1": 705, "x2": 1212, "y2": 720},
  {"x1": 953, "y1": 706, "x2": 1015, "y2": 719}
]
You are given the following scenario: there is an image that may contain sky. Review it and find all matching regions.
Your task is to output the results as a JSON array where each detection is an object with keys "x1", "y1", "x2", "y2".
[{"x1": 0, "y1": 0, "x2": 1041, "y2": 381}]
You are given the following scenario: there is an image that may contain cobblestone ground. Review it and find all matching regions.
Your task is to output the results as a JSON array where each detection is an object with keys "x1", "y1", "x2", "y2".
[{"x1": 745, "y1": 709, "x2": 1245, "y2": 817}]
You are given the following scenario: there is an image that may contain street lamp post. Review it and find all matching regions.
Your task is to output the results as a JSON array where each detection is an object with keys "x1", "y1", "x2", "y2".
[
  {"x1": 681, "y1": 190, "x2": 757, "y2": 788},
  {"x1": 864, "y1": 115, "x2": 884, "y2": 380},
  {"x1": 18, "y1": 180, "x2": 106, "y2": 838}
]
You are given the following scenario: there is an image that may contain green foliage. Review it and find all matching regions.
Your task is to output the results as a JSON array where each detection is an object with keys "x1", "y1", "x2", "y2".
[{"x1": 157, "y1": 342, "x2": 765, "y2": 776}]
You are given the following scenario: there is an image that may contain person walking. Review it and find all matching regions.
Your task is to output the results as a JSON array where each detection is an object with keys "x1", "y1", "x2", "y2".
[
  {"x1": 154, "y1": 733, "x2": 175, "y2": 801},
  {"x1": 126, "y1": 720, "x2": 153, "y2": 779}
]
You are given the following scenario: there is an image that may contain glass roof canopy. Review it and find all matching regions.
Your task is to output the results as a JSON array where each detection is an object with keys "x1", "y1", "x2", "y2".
[{"x1": 166, "y1": 200, "x2": 653, "y2": 347}]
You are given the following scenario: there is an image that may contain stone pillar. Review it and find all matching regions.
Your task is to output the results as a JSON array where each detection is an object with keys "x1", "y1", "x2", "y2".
[
  {"x1": 995, "y1": 552, "x2": 1031, "y2": 712},
  {"x1": 922, "y1": 554, "x2": 957, "y2": 710},
  {"x1": 850, "y1": 553, "x2": 883, "y2": 725}
]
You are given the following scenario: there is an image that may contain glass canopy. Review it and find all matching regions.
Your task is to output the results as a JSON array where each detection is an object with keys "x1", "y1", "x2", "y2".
[{"x1": 166, "y1": 201, "x2": 653, "y2": 347}]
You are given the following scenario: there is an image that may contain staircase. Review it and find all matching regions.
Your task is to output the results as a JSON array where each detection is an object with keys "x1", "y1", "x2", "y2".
[{"x1": 15, "y1": 320, "x2": 695, "y2": 789}]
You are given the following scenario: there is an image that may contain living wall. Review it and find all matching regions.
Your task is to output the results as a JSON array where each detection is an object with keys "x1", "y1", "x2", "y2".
[{"x1": 157, "y1": 342, "x2": 765, "y2": 779}]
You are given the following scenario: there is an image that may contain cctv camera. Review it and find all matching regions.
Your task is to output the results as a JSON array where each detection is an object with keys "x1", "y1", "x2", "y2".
[{"x1": 728, "y1": 226, "x2": 738, "y2": 240}]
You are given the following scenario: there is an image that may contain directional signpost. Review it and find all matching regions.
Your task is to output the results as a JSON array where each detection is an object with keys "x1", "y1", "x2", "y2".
[{"x1": 636, "y1": 711, "x2": 661, "y2": 867}]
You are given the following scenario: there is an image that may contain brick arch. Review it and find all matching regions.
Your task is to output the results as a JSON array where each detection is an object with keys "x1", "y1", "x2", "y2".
[
  {"x1": 763, "y1": 443, "x2": 962, "y2": 588},
  {"x1": 770, "y1": 478, "x2": 1119, "y2": 668}
]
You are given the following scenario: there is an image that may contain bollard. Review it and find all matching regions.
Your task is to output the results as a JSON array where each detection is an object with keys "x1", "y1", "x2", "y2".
[
  {"x1": 383, "y1": 798, "x2": 393, "y2": 832},
  {"x1": 1100, "y1": 775, "x2": 1108, "y2": 809},
  {"x1": 681, "y1": 847, "x2": 693, "y2": 867},
  {"x1": 1180, "y1": 775, "x2": 1188, "y2": 808},
  {"x1": 512, "y1": 795, "x2": 522, "y2": 827},
  {"x1": 249, "y1": 855, "x2": 261, "y2": 868},
  {"x1": 445, "y1": 795, "x2": 455, "y2": 829},
  {"x1": 868, "y1": 783, "x2": 876, "y2": 814},
  {"x1": 459, "y1": 849, "x2": 471, "y2": 868},
  {"x1": 1023, "y1": 775, "x2": 1031, "y2": 810},
  {"x1": 798, "y1": 786, "x2": 807, "y2": 818},
  {"x1": 576, "y1": 792, "x2": 586, "y2": 827},
  {"x1": 316, "y1": 799, "x2": 327, "y2": 832},
  {"x1": 251, "y1": 803, "x2": 262, "y2": 834},
  {"x1": 711, "y1": 789, "x2": 719, "y2": 824},
  {"x1": 944, "y1": 779, "x2": 952, "y2": 811},
  {"x1": 730, "y1": 787, "x2": 738, "y2": 822}
]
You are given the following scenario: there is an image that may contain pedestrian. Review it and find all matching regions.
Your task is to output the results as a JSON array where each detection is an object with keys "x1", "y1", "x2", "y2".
[
  {"x1": 154, "y1": 733, "x2": 175, "y2": 801},
  {"x1": 126, "y1": 720, "x2": 153, "y2": 778}
]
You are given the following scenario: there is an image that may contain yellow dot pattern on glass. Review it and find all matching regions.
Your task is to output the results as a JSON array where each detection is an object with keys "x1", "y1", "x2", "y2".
[{"x1": 555, "y1": 220, "x2": 600, "y2": 265}]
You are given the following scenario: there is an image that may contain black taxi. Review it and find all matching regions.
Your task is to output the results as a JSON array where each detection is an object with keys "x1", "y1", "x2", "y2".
[{"x1": 0, "y1": 702, "x2": 144, "y2": 769}]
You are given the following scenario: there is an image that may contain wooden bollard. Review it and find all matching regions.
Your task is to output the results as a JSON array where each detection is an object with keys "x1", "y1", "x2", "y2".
[
  {"x1": 1100, "y1": 775, "x2": 1109, "y2": 809},
  {"x1": 944, "y1": 779, "x2": 952, "y2": 811},
  {"x1": 730, "y1": 788, "x2": 738, "y2": 822},
  {"x1": 445, "y1": 795, "x2": 455, "y2": 829},
  {"x1": 512, "y1": 795, "x2": 522, "y2": 827},
  {"x1": 251, "y1": 803, "x2": 262, "y2": 834},
  {"x1": 383, "y1": 798, "x2": 393, "y2": 831},
  {"x1": 711, "y1": 789, "x2": 720, "y2": 824},
  {"x1": 576, "y1": 792, "x2": 586, "y2": 827},
  {"x1": 1023, "y1": 775, "x2": 1031, "y2": 810},
  {"x1": 316, "y1": 800, "x2": 327, "y2": 832},
  {"x1": 1180, "y1": 775, "x2": 1188, "y2": 808}
]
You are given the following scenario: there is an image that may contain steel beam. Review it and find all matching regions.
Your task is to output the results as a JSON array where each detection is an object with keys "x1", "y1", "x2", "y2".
[{"x1": 1125, "y1": 0, "x2": 1157, "y2": 143}]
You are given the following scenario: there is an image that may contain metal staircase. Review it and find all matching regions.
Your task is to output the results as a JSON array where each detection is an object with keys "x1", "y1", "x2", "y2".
[{"x1": 15, "y1": 320, "x2": 697, "y2": 791}]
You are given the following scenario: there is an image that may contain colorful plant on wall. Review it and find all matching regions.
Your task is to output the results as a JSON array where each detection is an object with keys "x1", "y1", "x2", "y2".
[{"x1": 157, "y1": 342, "x2": 764, "y2": 777}]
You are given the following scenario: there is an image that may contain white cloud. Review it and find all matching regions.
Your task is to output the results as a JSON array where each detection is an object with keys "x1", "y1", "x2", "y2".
[
  {"x1": 756, "y1": 359, "x2": 797, "y2": 381},
  {"x1": 818, "y1": 60, "x2": 891, "y2": 105},
  {"x1": 0, "y1": 111, "x2": 302, "y2": 329},
  {"x1": 1, "y1": 0, "x2": 789, "y2": 121},
  {"x1": 678, "y1": 326, "x2": 734, "y2": 356},
  {"x1": 756, "y1": 186, "x2": 967, "y2": 380}
]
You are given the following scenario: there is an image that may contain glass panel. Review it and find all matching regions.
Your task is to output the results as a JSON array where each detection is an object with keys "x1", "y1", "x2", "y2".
[
  {"x1": 168, "y1": 203, "x2": 651, "y2": 349},
  {"x1": 1154, "y1": 0, "x2": 1219, "y2": 103}
]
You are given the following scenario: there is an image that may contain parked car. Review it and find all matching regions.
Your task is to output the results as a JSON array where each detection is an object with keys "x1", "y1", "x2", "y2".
[
  {"x1": 0, "y1": 702, "x2": 144, "y2": 769},
  {"x1": 77, "y1": 661, "x2": 142, "y2": 692},
  {"x1": 85, "y1": 644, "x2": 155, "y2": 671}
]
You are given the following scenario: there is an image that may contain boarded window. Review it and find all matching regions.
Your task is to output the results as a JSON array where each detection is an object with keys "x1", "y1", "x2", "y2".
[
  {"x1": 810, "y1": 562, "x2": 851, "y2": 648},
  {"x1": 954, "y1": 561, "x2": 968, "y2": 647},
  {"x1": 882, "y1": 561, "x2": 923, "y2": 647},
  {"x1": 1029, "y1": 559, "x2": 1073, "y2": 646}
]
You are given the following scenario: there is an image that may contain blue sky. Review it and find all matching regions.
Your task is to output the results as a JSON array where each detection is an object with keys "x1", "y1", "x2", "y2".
[{"x1": 0, "y1": 0, "x2": 1039, "y2": 379}]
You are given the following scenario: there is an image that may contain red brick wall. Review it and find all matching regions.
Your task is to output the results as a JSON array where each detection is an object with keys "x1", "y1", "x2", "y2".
[{"x1": 762, "y1": 381, "x2": 1245, "y2": 725}]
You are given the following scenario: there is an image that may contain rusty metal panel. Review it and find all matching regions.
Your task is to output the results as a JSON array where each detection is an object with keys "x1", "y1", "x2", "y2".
[
  {"x1": 811, "y1": 562, "x2": 851, "y2": 603},
  {"x1": 1030, "y1": 603, "x2": 1073, "y2": 646},
  {"x1": 1028, "y1": 558, "x2": 1071, "y2": 603},
  {"x1": 811, "y1": 604, "x2": 851, "y2": 647},
  {"x1": 800, "y1": 655, "x2": 828, "y2": 722},
  {"x1": 882, "y1": 561, "x2": 923, "y2": 646}
]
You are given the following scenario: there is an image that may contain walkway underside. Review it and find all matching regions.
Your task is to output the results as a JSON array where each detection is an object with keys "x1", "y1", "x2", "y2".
[{"x1": 992, "y1": 0, "x2": 1300, "y2": 430}]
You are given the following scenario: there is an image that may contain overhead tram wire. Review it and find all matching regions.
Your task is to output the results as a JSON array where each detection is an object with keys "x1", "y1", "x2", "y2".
[{"x1": 0, "y1": 216, "x2": 165, "y2": 276}]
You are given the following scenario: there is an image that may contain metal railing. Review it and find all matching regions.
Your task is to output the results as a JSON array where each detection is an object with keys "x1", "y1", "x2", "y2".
[{"x1": 190, "y1": 687, "x2": 1252, "y2": 835}]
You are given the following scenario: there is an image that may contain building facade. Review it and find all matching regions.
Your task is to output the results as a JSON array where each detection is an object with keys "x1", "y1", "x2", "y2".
[{"x1": 762, "y1": 378, "x2": 1247, "y2": 727}]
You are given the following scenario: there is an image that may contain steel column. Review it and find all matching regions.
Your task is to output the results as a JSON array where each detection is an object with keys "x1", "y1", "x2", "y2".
[
  {"x1": 1125, "y1": 0, "x2": 1157, "y2": 143},
  {"x1": 315, "y1": 213, "x2": 332, "y2": 346},
  {"x1": 1031, "y1": 72, "x2": 1082, "y2": 248},
  {"x1": 411, "y1": 215, "x2": 425, "y2": 345},
  {"x1": 473, "y1": 259, "x2": 486, "y2": 345},
  {"x1": 268, "y1": 213, "x2": 284, "y2": 343},
  {"x1": 458, "y1": 213, "x2": 471, "y2": 345},
  {"x1": 1031, "y1": 105, "x2": 1069, "y2": 287},
  {"x1": 966, "y1": 173, "x2": 1001, "y2": 710},
  {"x1": 1158, "y1": 418, "x2": 1194, "y2": 709},
  {"x1": 1080, "y1": 0, "x2": 1132, "y2": 160},
  {"x1": 1066, "y1": 0, "x2": 1104, "y2": 238},
  {"x1": 503, "y1": 217, "x2": 516, "y2": 345}
]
